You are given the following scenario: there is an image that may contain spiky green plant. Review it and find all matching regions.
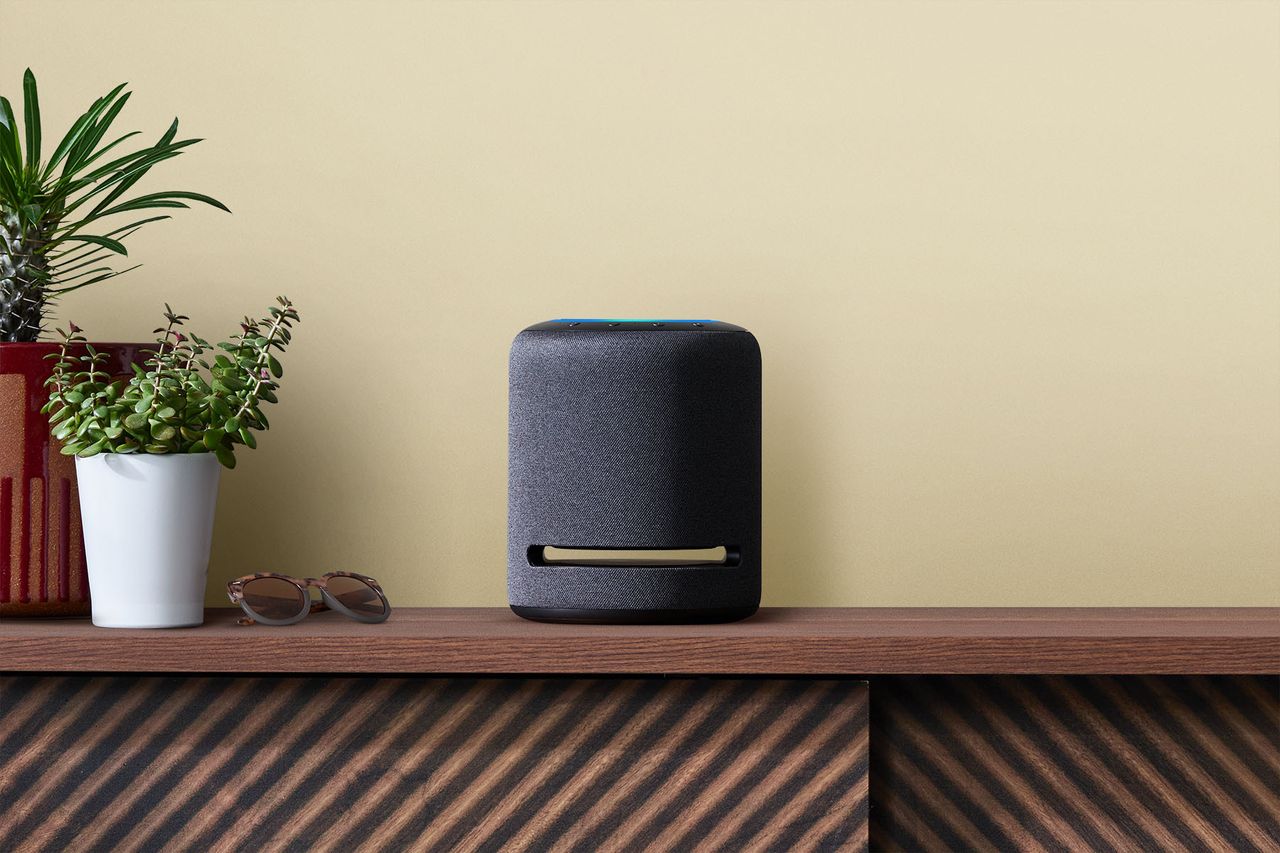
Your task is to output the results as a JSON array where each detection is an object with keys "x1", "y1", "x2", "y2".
[{"x1": 0, "y1": 69, "x2": 227, "y2": 342}]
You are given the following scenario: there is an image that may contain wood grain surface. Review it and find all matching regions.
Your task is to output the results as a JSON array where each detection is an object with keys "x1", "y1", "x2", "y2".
[
  {"x1": 0, "y1": 676, "x2": 869, "y2": 853},
  {"x1": 870, "y1": 675, "x2": 1280, "y2": 853},
  {"x1": 1, "y1": 607, "x2": 1276, "y2": 675}
]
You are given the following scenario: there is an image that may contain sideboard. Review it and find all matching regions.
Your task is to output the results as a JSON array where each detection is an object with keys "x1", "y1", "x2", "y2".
[{"x1": 1, "y1": 607, "x2": 1276, "y2": 852}]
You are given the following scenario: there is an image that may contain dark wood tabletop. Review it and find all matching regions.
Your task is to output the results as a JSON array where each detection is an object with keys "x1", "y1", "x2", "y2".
[{"x1": 2, "y1": 607, "x2": 1276, "y2": 675}]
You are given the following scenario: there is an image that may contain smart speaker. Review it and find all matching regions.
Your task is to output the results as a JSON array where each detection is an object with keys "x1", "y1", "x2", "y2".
[{"x1": 508, "y1": 319, "x2": 761, "y2": 623}]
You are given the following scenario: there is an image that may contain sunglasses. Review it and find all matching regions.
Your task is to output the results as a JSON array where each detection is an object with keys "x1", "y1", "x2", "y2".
[{"x1": 226, "y1": 571, "x2": 391, "y2": 625}]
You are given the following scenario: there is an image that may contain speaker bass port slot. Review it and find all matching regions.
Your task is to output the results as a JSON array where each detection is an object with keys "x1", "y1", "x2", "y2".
[{"x1": 529, "y1": 545, "x2": 739, "y2": 568}]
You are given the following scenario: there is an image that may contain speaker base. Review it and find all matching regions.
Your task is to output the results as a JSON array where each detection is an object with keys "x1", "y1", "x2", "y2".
[{"x1": 510, "y1": 604, "x2": 758, "y2": 625}]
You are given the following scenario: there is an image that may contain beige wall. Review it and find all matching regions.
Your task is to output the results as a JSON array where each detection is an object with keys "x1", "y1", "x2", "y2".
[{"x1": 4, "y1": 0, "x2": 1277, "y2": 607}]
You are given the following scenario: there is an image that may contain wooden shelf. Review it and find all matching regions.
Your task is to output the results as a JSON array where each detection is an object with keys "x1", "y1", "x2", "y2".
[{"x1": 3, "y1": 607, "x2": 1276, "y2": 674}]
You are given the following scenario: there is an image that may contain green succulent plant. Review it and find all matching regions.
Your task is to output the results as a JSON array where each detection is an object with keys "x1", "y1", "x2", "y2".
[
  {"x1": 43, "y1": 298, "x2": 299, "y2": 469},
  {"x1": 0, "y1": 68, "x2": 227, "y2": 342}
]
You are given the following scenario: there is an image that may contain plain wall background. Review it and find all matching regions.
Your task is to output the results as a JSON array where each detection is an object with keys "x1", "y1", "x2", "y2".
[{"x1": 3, "y1": 0, "x2": 1277, "y2": 607}]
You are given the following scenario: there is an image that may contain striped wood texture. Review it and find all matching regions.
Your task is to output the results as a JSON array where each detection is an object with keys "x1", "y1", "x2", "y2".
[
  {"x1": 869, "y1": 675, "x2": 1280, "y2": 853},
  {"x1": 0, "y1": 676, "x2": 869, "y2": 853}
]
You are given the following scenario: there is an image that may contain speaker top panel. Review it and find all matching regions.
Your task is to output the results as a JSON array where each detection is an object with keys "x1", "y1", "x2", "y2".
[{"x1": 523, "y1": 319, "x2": 747, "y2": 332}]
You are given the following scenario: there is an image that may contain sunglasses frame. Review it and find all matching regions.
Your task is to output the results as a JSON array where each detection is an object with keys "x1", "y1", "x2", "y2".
[{"x1": 226, "y1": 571, "x2": 391, "y2": 625}]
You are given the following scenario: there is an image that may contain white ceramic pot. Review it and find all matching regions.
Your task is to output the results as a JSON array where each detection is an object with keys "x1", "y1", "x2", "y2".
[{"x1": 75, "y1": 453, "x2": 222, "y2": 628}]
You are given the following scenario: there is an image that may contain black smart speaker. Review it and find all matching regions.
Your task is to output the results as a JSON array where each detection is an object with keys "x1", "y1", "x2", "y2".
[{"x1": 508, "y1": 319, "x2": 761, "y2": 624}]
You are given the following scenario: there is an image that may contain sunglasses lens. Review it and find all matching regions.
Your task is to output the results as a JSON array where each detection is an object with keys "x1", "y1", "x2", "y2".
[
  {"x1": 241, "y1": 577, "x2": 306, "y2": 621},
  {"x1": 326, "y1": 576, "x2": 386, "y2": 618}
]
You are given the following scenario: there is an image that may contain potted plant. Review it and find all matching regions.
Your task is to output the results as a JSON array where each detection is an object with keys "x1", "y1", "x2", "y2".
[
  {"x1": 42, "y1": 298, "x2": 299, "y2": 628},
  {"x1": 0, "y1": 69, "x2": 226, "y2": 615}
]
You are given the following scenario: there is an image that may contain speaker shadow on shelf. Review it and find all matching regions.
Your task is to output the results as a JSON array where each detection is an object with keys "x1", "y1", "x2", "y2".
[{"x1": 761, "y1": 357, "x2": 830, "y2": 609}]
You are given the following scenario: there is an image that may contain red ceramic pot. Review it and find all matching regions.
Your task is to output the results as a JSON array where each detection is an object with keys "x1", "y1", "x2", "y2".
[{"x1": 0, "y1": 341, "x2": 149, "y2": 616}]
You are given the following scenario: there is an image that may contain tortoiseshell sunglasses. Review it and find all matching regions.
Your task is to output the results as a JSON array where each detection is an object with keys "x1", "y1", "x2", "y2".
[{"x1": 226, "y1": 571, "x2": 391, "y2": 625}]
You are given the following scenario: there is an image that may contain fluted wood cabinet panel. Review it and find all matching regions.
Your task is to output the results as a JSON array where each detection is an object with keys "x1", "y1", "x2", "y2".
[
  {"x1": 869, "y1": 675, "x2": 1280, "y2": 853},
  {"x1": 0, "y1": 676, "x2": 869, "y2": 853}
]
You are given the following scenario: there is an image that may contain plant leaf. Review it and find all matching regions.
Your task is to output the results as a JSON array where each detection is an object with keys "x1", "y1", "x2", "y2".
[
  {"x1": 59, "y1": 129, "x2": 141, "y2": 178},
  {"x1": 93, "y1": 190, "x2": 229, "y2": 219},
  {"x1": 63, "y1": 90, "x2": 131, "y2": 179},
  {"x1": 78, "y1": 438, "x2": 106, "y2": 457},
  {"x1": 48, "y1": 264, "x2": 142, "y2": 294},
  {"x1": 61, "y1": 234, "x2": 128, "y2": 256},
  {"x1": 52, "y1": 136, "x2": 197, "y2": 205},
  {"x1": 44, "y1": 215, "x2": 171, "y2": 260},
  {"x1": 58, "y1": 140, "x2": 199, "y2": 216},
  {"x1": 86, "y1": 198, "x2": 191, "y2": 217},
  {"x1": 0, "y1": 97, "x2": 23, "y2": 184},
  {"x1": 22, "y1": 69, "x2": 40, "y2": 170},
  {"x1": 76, "y1": 119, "x2": 182, "y2": 216},
  {"x1": 203, "y1": 427, "x2": 224, "y2": 450},
  {"x1": 43, "y1": 82, "x2": 127, "y2": 179}
]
